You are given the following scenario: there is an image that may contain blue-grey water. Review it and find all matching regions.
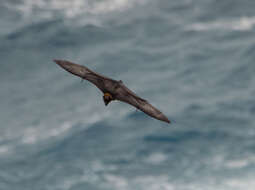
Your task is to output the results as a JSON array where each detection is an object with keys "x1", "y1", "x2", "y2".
[{"x1": 1, "y1": 0, "x2": 255, "y2": 189}]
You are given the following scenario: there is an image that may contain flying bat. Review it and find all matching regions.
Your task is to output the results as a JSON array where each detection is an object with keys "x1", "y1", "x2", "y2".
[{"x1": 54, "y1": 60, "x2": 170, "y2": 124}]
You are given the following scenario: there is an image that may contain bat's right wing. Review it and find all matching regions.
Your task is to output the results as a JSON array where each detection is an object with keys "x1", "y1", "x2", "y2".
[{"x1": 54, "y1": 59, "x2": 117, "y2": 93}]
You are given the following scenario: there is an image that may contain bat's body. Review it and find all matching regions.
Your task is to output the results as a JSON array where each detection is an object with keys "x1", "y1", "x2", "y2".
[{"x1": 55, "y1": 60, "x2": 170, "y2": 124}]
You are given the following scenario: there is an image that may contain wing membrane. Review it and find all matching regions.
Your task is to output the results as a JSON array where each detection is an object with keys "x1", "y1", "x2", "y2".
[{"x1": 115, "y1": 83, "x2": 170, "y2": 123}]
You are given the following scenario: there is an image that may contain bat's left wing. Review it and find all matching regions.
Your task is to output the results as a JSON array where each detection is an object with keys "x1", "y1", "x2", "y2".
[{"x1": 114, "y1": 82, "x2": 170, "y2": 124}]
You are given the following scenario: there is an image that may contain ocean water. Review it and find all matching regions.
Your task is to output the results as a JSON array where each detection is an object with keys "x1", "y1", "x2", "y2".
[{"x1": 1, "y1": 0, "x2": 255, "y2": 189}]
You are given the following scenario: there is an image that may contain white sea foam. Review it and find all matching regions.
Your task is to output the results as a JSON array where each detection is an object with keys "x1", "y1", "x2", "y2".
[
  {"x1": 0, "y1": 145, "x2": 11, "y2": 155},
  {"x1": 4, "y1": 0, "x2": 148, "y2": 25},
  {"x1": 21, "y1": 121, "x2": 72, "y2": 144},
  {"x1": 55, "y1": 165, "x2": 255, "y2": 190},
  {"x1": 187, "y1": 16, "x2": 255, "y2": 32},
  {"x1": 225, "y1": 156, "x2": 255, "y2": 169},
  {"x1": 145, "y1": 152, "x2": 168, "y2": 165},
  {"x1": 20, "y1": 104, "x2": 123, "y2": 145},
  {"x1": 225, "y1": 159, "x2": 249, "y2": 169},
  {"x1": 133, "y1": 175, "x2": 175, "y2": 190},
  {"x1": 92, "y1": 160, "x2": 117, "y2": 172},
  {"x1": 225, "y1": 177, "x2": 255, "y2": 190},
  {"x1": 104, "y1": 174, "x2": 175, "y2": 190},
  {"x1": 104, "y1": 174, "x2": 128, "y2": 189},
  {"x1": 210, "y1": 154, "x2": 255, "y2": 170}
]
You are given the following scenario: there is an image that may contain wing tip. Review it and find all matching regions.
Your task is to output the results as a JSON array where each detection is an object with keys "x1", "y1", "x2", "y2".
[
  {"x1": 159, "y1": 114, "x2": 171, "y2": 124},
  {"x1": 53, "y1": 59, "x2": 63, "y2": 67},
  {"x1": 160, "y1": 115, "x2": 174, "y2": 124},
  {"x1": 53, "y1": 59, "x2": 66, "y2": 65},
  {"x1": 166, "y1": 118, "x2": 177, "y2": 124},
  {"x1": 165, "y1": 118, "x2": 171, "y2": 124}
]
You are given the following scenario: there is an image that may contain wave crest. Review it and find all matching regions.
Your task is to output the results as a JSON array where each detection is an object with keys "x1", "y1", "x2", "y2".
[
  {"x1": 187, "y1": 16, "x2": 255, "y2": 32},
  {"x1": 5, "y1": 0, "x2": 147, "y2": 21}
]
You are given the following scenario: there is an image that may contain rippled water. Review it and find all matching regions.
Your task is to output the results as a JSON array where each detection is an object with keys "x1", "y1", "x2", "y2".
[{"x1": 1, "y1": 0, "x2": 255, "y2": 189}]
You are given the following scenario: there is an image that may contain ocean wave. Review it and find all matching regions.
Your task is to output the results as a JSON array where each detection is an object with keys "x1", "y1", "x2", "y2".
[
  {"x1": 4, "y1": 0, "x2": 148, "y2": 26},
  {"x1": 19, "y1": 105, "x2": 131, "y2": 145},
  {"x1": 144, "y1": 152, "x2": 168, "y2": 165},
  {"x1": 225, "y1": 177, "x2": 255, "y2": 190},
  {"x1": 21, "y1": 122, "x2": 72, "y2": 144},
  {"x1": 187, "y1": 16, "x2": 255, "y2": 32},
  {"x1": 225, "y1": 156, "x2": 255, "y2": 169},
  {"x1": 0, "y1": 145, "x2": 12, "y2": 155},
  {"x1": 104, "y1": 174, "x2": 128, "y2": 189},
  {"x1": 57, "y1": 172, "x2": 255, "y2": 190}
]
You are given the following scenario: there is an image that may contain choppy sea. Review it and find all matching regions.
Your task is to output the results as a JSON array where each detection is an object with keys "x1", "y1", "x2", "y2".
[{"x1": 1, "y1": 0, "x2": 255, "y2": 189}]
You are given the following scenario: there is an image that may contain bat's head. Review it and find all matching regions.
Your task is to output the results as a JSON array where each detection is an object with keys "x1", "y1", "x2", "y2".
[{"x1": 103, "y1": 92, "x2": 113, "y2": 106}]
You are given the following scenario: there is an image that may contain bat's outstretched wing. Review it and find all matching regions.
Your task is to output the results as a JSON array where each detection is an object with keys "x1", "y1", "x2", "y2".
[
  {"x1": 54, "y1": 59, "x2": 117, "y2": 93},
  {"x1": 114, "y1": 82, "x2": 170, "y2": 123}
]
